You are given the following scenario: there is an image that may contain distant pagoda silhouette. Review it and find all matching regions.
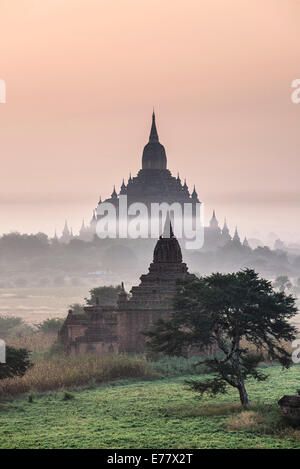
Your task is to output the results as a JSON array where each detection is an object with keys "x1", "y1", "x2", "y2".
[{"x1": 56, "y1": 111, "x2": 244, "y2": 250}]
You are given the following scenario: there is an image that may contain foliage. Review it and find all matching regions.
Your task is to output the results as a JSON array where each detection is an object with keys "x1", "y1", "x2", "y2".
[
  {"x1": 146, "y1": 269, "x2": 298, "y2": 406},
  {"x1": 85, "y1": 285, "x2": 122, "y2": 306},
  {"x1": 0, "y1": 230, "x2": 300, "y2": 289},
  {"x1": 37, "y1": 318, "x2": 65, "y2": 334},
  {"x1": 62, "y1": 391, "x2": 74, "y2": 401},
  {"x1": 0, "y1": 315, "x2": 34, "y2": 339},
  {"x1": 273, "y1": 275, "x2": 292, "y2": 292},
  {"x1": 68, "y1": 303, "x2": 84, "y2": 314},
  {"x1": 0, "y1": 346, "x2": 32, "y2": 380}
]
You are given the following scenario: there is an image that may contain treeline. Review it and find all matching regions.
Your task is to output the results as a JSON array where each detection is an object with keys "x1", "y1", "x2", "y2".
[
  {"x1": 0, "y1": 232, "x2": 300, "y2": 287},
  {"x1": 186, "y1": 242, "x2": 300, "y2": 279}
]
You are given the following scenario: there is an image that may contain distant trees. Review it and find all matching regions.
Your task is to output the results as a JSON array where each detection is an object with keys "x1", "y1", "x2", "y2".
[
  {"x1": 37, "y1": 318, "x2": 65, "y2": 334},
  {"x1": 146, "y1": 269, "x2": 297, "y2": 407},
  {"x1": 0, "y1": 231, "x2": 300, "y2": 290},
  {"x1": 0, "y1": 232, "x2": 49, "y2": 259},
  {"x1": 273, "y1": 275, "x2": 292, "y2": 293},
  {"x1": 0, "y1": 316, "x2": 34, "y2": 338}
]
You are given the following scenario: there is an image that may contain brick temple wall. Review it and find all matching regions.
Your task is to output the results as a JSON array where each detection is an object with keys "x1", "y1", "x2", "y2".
[{"x1": 117, "y1": 309, "x2": 171, "y2": 353}]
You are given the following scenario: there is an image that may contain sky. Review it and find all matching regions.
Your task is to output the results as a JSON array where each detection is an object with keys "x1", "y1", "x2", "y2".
[{"x1": 0, "y1": 0, "x2": 300, "y2": 243}]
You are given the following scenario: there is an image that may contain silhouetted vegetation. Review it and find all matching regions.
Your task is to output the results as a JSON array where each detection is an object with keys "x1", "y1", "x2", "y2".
[
  {"x1": 0, "y1": 232, "x2": 300, "y2": 289},
  {"x1": 0, "y1": 346, "x2": 32, "y2": 380},
  {"x1": 85, "y1": 285, "x2": 122, "y2": 306},
  {"x1": 0, "y1": 316, "x2": 34, "y2": 338},
  {"x1": 146, "y1": 269, "x2": 298, "y2": 407},
  {"x1": 37, "y1": 318, "x2": 65, "y2": 334}
]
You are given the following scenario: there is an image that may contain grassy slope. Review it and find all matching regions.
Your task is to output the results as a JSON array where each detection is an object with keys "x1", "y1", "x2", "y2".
[{"x1": 1, "y1": 366, "x2": 300, "y2": 449}]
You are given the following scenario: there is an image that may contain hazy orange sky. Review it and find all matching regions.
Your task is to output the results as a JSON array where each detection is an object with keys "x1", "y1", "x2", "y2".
[{"x1": 0, "y1": 0, "x2": 300, "y2": 243}]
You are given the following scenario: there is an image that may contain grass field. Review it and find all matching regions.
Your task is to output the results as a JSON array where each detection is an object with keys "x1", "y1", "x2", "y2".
[{"x1": 1, "y1": 366, "x2": 300, "y2": 449}]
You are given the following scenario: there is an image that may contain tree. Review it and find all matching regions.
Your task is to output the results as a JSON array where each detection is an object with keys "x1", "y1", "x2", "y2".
[
  {"x1": 37, "y1": 317, "x2": 65, "y2": 334},
  {"x1": 68, "y1": 303, "x2": 84, "y2": 314},
  {"x1": 146, "y1": 269, "x2": 297, "y2": 407},
  {"x1": 273, "y1": 275, "x2": 292, "y2": 293},
  {"x1": 0, "y1": 315, "x2": 34, "y2": 339},
  {"x1": 85, "y1": 285, "x2": 122, "y2": 306},
  {"x1": 0, "y1": 346, "x2": 32, "y2": 380}
]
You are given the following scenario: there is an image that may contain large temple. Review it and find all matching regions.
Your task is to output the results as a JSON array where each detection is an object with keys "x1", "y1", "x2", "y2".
[
  {"x1": 58, "y1": 112, "x2": 249, "y2": 354},
  {"x1": 57, "y1": 112, "x2": 248, "y2": 250},
  {"x1": 58, "y1": 222, "x2": 195, "y2": 354},
  {"x1": 101, "y1": 112, "x2": 200, "y2": 209}
]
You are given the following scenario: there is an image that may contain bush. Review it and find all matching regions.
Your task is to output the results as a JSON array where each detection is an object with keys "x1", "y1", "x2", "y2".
[
  {"x1": 62, "y1": 391, "x2": 74, "y2": 401},
  {"x1": 0, "y1": 346, "x2": 33, "y2": 380}
]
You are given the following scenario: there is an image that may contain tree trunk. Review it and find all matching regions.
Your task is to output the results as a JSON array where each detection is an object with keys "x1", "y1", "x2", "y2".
[{"x1": 238, "y1": 381, "x2": 250, "y2": 408}]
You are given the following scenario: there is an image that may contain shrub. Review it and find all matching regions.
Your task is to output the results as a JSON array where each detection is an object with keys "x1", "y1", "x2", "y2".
[
  {"x1": 0, "y1": 346, "x2": 33, "y2": 380},
  {"x1": 62, "y1": 391, "x2": 74, "y2": 401}
]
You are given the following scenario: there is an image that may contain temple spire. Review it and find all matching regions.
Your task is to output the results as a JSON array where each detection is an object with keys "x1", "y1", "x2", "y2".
[
  {"x1": 162, "y1": 212, "x2": 174, "y2": 238},
  {"x1": 80, "y1": 219, "x2": 86, "y2": 231},
  {"x1": 149, "y1": 111, "x2": 159, "y2": 143},
  {"x1": 233, "y1": 226, "x2": 241, "y2": 243},
  {"x1": 63, "y1": 220, "x2": 70, "y2": 235},
  {"x1": 210, "y1": 210, "x2": 219, "y2": 228},
  {"x1": 243, "y1": 237, "x2": 250, "y2": 248}
]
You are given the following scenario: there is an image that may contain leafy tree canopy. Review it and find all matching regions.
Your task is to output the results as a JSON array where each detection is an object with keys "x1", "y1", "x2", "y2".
[
  {"x1": 146, "y1": 269, "x2": 298, "y2": 407},
  {"x1": 37, "y1": 317, "x2": 65, "y2": 334},
  {"x1": 85, "y1": 285, "x2": 122, "y2": 306}
]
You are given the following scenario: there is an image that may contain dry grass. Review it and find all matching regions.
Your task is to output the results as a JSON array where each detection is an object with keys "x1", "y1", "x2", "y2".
[
  {"x1": 165, "y1": 402, "x2": 241, "y2": 418},
  {"x1": 279, "y1": 428, "x2": 300, "y2": 442},
  {"x1": 227, "y1": 410, "x2": 265, "y2": 430},
  {"x1": 1, "y1": 329, "x2": 158, "y2": 398},
  {"x1": 0, "y1": 354, "x2": 158, "y2": 397},
  {"x1": 226, "y1": 406, "x2": 300, "y2": 443},
  {"x1": 5, "y1": 332, "x2": 56, "y2": 351},
  {"x1": 240, "y1": 338, "x2": 296, "y2": 362}
]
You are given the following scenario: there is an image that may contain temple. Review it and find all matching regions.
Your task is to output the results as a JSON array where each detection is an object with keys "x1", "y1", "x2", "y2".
[
  {"x1": 58, "y1": 221, "x2": 195, "y2": 354},
  {"x1": 56, "y1": 112, "x2": 247, "y2": 250},
  {"x1": 99, "y1": 111, "x2": 200, "y2": 220}
]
